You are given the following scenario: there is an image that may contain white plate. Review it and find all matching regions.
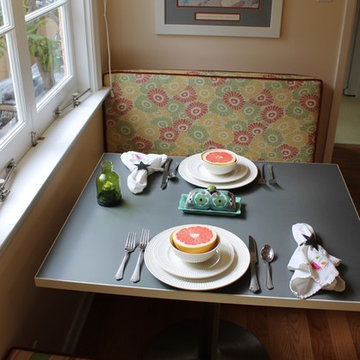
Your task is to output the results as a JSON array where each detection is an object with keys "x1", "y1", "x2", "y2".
[
  {"x1": 144, "y1": 226, "x2": 250, "y2": 291},
  {"x1": 188, "y1": 155, "x2": 248, "y2": 183},
  {"x1": 179, "y1": 154, "x2": 258, "y2": 189},
  {"x1": 153, "y1": 232, "x2": 235, "y2": 279}
]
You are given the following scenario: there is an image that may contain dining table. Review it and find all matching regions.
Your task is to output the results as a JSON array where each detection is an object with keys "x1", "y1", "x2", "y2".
[{"x1": 35, "y1": 152, "x2": 360, "y2": 359}]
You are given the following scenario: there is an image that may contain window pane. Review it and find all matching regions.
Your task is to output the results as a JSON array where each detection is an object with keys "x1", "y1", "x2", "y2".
[
  {"x1": 23, "y1": 0, "x2": 58, "y2": 15},
  {"x1": 27, "y1": 7, "x2": 67, "y2": 103},
  {"x1": 0, "y1": 35, "x2": 18, "y2": 142}
]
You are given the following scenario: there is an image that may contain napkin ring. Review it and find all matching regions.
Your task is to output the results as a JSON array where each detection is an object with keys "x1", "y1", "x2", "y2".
[{"x1": 134, "y1": 161, "x2": 150, "y2": 173}]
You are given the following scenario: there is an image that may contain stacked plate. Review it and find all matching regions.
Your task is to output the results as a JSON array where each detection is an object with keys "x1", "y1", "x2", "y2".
[
  {"x1": 178, "y1": 153, "x2": 258, "y2": 189},
  {"x1": 144, "y1": 226, "x2": 250, "y2": 291}
]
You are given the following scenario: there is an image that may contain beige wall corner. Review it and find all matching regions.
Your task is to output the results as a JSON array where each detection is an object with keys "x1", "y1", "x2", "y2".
[
  {"x1": 323, "y1": 0, "x2": 358, "y2": 162},
  {"x1": 0, "y1": 109, "x2": 104, "y2": 358}
]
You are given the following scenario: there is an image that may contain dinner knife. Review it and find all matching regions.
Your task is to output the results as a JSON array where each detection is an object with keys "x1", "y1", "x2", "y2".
[
  {"x1": 249, "y1": 236, "x2": 260, "y2": 293},
  {"x1": 161, "y1": 157, "x2": 172, "y2": 189}
]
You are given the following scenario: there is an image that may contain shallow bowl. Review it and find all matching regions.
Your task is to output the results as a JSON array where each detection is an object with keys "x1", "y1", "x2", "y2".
[{"x1": 170, "y1": 237, "x2": 220, "y2": 263}]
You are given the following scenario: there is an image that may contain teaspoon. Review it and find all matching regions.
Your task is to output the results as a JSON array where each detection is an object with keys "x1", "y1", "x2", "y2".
[{"x1": 260, "y1": 244, "x2": 274, "y2": 290}]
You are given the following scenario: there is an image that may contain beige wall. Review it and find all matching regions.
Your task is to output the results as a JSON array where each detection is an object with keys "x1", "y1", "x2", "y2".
[
  {"x1": 0, "y1": 110, "x2": 104, "y2": 358},
  {"x1": 100, "y1": 0, "x2": 356, "y2": 161}
]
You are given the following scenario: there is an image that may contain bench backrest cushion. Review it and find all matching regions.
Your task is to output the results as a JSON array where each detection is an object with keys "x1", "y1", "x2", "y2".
[{"x1": 104, "y1": 70, "x2": 322, "y2": 162}]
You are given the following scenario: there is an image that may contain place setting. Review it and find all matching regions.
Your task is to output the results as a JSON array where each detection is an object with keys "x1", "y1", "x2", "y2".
[
  {"x1": 178, "y1": 149, "x2": 258, "y2": 189},
  {"x1": 116, "y1": 222, "x2": 346, "y2": 299},
  {"x1": 144, "y1": 224, "x2": 251, "y2": 291}
]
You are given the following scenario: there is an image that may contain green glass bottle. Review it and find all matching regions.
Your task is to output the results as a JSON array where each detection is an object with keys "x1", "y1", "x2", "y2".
[{"x1": 96, "y1": 160, "x2": 121, "y2": 207}]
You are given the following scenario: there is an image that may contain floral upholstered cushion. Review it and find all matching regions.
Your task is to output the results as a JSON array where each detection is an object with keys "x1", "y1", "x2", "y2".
[{"x1": 104, "y1": 70, "x2": 322, "y2": 162}]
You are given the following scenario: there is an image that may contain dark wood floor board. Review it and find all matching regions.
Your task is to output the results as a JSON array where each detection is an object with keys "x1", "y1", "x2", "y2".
[
  {"x1": 327, "y1": 311, "x2": 359, "y2": 360},
  {"x1": 245, "y1": 306, "x2": 271, "y2": 352},
  {"x1": 346, "y1": 311, "x2": 360, "y2": 359},
  {"x1": 220, "y1": 303, "x2": 247, "y2": 326},
  {"x1": 267, "y1": 307, "x2": 314, "y2": 360},
  {"x1": 220, "y1": 304, "x2": 271, "y2": 355},
  {"x1": 307, "y1": 309, "x2": 337, "y2": 359}
]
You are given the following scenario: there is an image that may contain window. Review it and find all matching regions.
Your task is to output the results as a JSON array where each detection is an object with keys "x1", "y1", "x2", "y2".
[{"x1": 0, "y1": 0, "x2": 100, "y2": 171}]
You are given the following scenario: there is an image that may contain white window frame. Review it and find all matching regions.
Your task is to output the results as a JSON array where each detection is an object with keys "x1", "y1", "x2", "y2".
[
  {"x1": 27, "y1": 0, "x2": 77, "y2": 136},
  {"x1": 0, "y1": 0, "x2": 102, "y2": 172},
  {"x1": 0, "y1": 0, "x2": 33, "y2": 172},
  {"x1": 0, "y1": 0, "x2": 105, "y2": 251}
]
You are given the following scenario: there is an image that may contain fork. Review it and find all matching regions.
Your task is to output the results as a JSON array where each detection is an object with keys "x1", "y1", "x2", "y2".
[
  {"x1": 115, "y1": 232, "x2": 136, "y2": 280},
  {"x1": 258, "y1": 164, "x2": 266, "y2": 184},
  {"x1": 268, "y1": 164, "x2": 277, "y2": 185},
  {"x1": 130, "y1": 229, "x2": 150, "y2": 283}
]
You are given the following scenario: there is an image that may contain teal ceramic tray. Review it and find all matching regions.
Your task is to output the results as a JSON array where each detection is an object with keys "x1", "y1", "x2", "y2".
[{"x1": 178, "y1": 193, "x2": 242, "y2": 216}]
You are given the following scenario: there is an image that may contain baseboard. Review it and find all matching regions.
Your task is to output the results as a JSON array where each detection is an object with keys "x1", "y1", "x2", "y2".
[
  {"x1": 334, "y1": 143, "x2": 360, "y2": 148},
  {"x1": 61, "y1": 293, "x2": 94, "y2": 354}
]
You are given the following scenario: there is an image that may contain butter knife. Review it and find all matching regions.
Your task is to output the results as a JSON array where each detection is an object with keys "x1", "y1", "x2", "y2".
[
  {"x1": 249, "y1": 236, "x2": 260, "y2": 293},
  {"x1": 161, "y1": 158, "x2": 172, "y2": 189}
]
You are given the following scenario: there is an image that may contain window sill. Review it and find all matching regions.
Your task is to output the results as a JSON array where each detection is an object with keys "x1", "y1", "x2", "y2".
[{"x1": 0, "y1": 87, "x2": 110, "y2": 254}]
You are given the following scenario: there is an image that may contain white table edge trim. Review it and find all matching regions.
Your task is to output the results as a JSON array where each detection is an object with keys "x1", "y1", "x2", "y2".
[{"x1": 34, "y1": 277, "x2": 360, "y2": 312}]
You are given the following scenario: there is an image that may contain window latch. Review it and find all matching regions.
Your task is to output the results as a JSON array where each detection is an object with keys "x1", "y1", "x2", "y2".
[
  {"x1": 55, "y1": 88, "x2": 91, "y2": 116},
  {"x1": 0, "y1": 159, "x2": 16, "y2": 202}
]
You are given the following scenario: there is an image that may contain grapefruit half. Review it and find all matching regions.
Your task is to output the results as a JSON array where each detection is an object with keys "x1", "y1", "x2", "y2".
[
  {"x1": 202, "y1": 150, "x2": 236, "y2": 165},
  {"x1": 171, "y1": 225, "x2": 218, "y2": 254}
]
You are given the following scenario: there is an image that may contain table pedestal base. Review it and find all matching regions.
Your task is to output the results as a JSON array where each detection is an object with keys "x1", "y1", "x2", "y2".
[{"x1": 144, "y1": 319, "x2": 268, "y2": 360}]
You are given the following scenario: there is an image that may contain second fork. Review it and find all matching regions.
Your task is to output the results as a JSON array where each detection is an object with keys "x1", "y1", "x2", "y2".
[{"x1": 131, "y1": 229, "x2": 150, "y2": 283}]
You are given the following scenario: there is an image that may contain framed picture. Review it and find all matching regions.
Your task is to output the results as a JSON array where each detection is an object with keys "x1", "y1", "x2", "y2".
[{"x1": 155, "y1": 0, "x2": 283, "y2": 38}]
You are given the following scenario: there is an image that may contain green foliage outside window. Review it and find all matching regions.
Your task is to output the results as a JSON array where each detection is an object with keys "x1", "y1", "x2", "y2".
[{"x1": 0, "y1": 0, "x2": 63, "y2": 91}]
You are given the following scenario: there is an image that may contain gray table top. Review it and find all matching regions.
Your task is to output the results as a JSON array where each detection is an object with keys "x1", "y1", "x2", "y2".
[{"x1": 35, "y1": 153, "x2": 360, "y2": 311}]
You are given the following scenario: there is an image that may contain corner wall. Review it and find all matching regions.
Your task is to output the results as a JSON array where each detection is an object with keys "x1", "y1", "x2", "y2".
[{"x1": 0, "y1": 109, "x2": 104, "y2": 358}]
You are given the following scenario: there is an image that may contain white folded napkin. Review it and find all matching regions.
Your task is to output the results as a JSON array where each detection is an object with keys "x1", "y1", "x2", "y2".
[
  {"x1": 121, "y1": 151, "x2": 168, "y2": 194},
  {"x1": 287, "y1": 223, "x2": 345, "y2": 299}
]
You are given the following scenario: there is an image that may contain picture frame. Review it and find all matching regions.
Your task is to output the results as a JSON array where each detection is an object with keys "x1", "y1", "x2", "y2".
[{"x1": 155, "y1": 0, "x2": 283, "y2": 38}]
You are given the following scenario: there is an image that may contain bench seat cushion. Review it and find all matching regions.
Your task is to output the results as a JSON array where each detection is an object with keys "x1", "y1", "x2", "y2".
[{"x1": 104, "y1": 70, "x2": 322, "y2": 162}]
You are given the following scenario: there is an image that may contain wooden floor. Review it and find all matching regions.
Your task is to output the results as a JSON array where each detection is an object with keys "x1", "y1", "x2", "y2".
[
  {"x1": 76, "y1": 295, "x2": 360, "y2": 360},
  {"x1": 75, "y1": 145, "x2": 360, "y2": 360}
]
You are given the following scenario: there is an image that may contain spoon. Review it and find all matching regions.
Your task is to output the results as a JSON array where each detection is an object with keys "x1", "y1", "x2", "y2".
[{"x1": 260, "y1": 244, "x2": 274, "y2": 290}]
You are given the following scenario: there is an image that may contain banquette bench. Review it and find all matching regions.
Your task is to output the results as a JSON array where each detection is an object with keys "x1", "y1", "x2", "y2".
[{"x1": 103, "y1": 70, "x2": 322, "y2": 162}]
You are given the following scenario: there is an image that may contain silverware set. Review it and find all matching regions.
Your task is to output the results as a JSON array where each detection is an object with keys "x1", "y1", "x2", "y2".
[
  {"x1": 161, "y1": 158, "x2": 179, "y2": 189},
  {"x1": 248, "y1": 236, "x2": 275, "y2": 292},
  {"x1": 258, "y1": 163, "x2": 278, "y2": 185},
  {"x1": 115, "y1": 229, "x2": 150, "y2": 282}
]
